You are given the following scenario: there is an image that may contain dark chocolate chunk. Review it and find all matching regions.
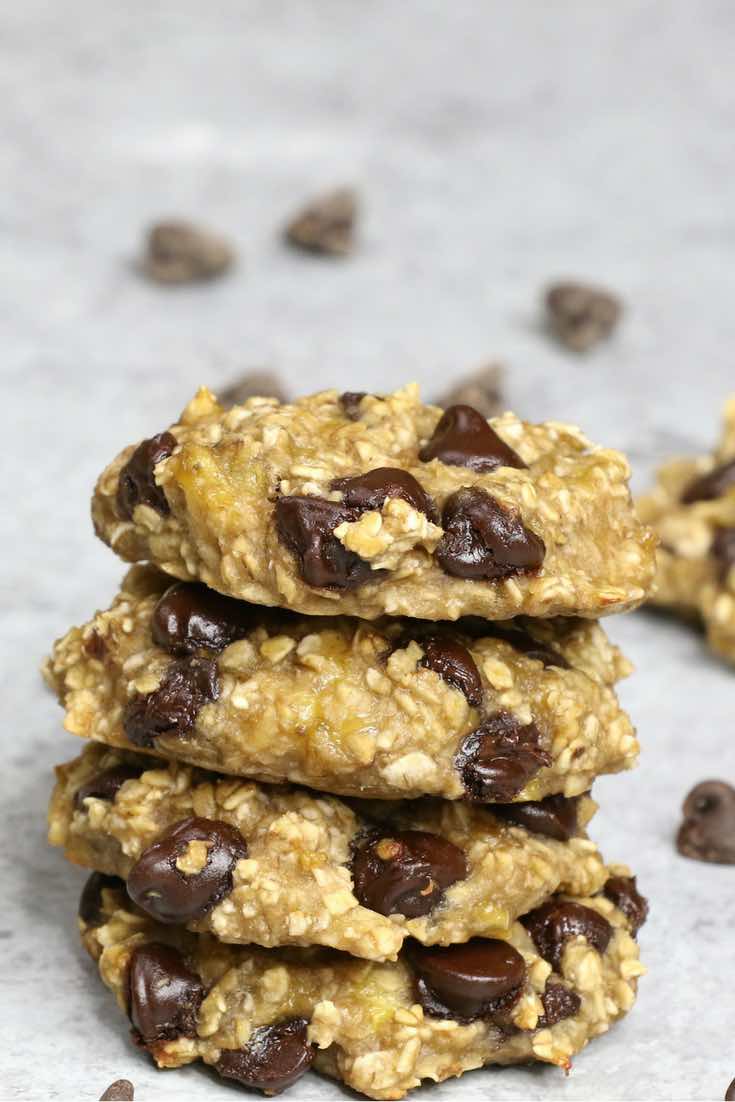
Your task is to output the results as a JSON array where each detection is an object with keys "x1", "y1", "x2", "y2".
[
  {"x1": 680, "y1": 458, "x2": 735, "y2": 505},
  {"x1": 352, "y1": 830, "x2": 467, "y2": 918},
  {"x1": 74, "y1": 765, "x2": 142, "y2": 811},
  {"x1": 99, "y1": 1080, "x2": 135, "y2": 1101},
  {"x1": 711, "y1": 527, "x2": 735, "y2": 580},
  {"x1": 455, "y1": 712, "x2": 551, "y2": 802},
  {"x1": 545, "y1": 281, "x2": 622, "y2": 353},
  {"x1": 677, "y1": 780, "x2": 735, "y2": 864},
  {"x1": 116, "y1": 432, "x2": 177, "y2": 520},
  {"x1": 522, "y1": 900, "x2": 612, "y2": 971},
  {"x1": 152, "y1": 582, "x2": 258, "y2": 655},
  {"x1": 219, "y1": 370, "x2": 287, "y2": 408},
  {"x1": 216, "y1": 1018, "x2": 315, "y2": 1094},
  {"x1": 725, "y1": 1078, "x2": 735, "y2": 1102},
  {"x1": 123, "y1": 656, "x2": 219, "y2": 749},
  {"x1": 473, "y1": 621, "x2": 570, "y2": 669},
  {"x1": 418, "y1": 635, "x2": 483, "y2": 706},
  {"x1": 603, "y1": 875, "x2": 649, "y2": 936},
  {"x1": 83, "y1": 630, "x2": 107, "y2": 660},
  {"x1": 127, "y1": 943, "x2": 204, "y2": 1047},
  {"x1": 420, "y1": 404, "x2": 526, "y2": 473},
  {"x1": 340, "y1": 392, "x2": 369, "y2": 420},
  {"x1": 275, "y1": 496, "x2": 376, "y2": 590},
  {"x1": 410, "y1": 939, "x2": 526, "y2": 1020},
  {"x1": 538, "y1": 982, "x2": 581, "y2": 1028},
  {"x1": 142, "y1": 220, "x2": 234, "y2": 284},
  {"x1": 494, "y1": 794, "x2": 581, "y2": 841},
  {"x1": 332, "y1": 467, "x2": 438, "y2": 523},
  {"x1": 127, "y1": 817, "x2": 248, "y2": 923},
  {"x1": 436, "y1": 487, "x2": 545, "y2": 581},
  {"x1": 79, "y1": 872, "x2": 125, "y2": 928},
  {"x1": 435, "y1": 364, "x2": 504, "y2": 421},
  {"x1": 284, "y1": 187, "x2": 357, "y2": 257}
]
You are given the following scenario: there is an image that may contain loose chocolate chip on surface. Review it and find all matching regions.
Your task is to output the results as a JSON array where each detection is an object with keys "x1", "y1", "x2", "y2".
[
  {"x1": 123, "y1": 656, "x2": 219, "y2": 749},
  {"x1": 352, "y1": 830, "x2": 467, "y2": 918},
  {"x1": 680, "y1": 458, "x2": 735, "y2": 505},
  {"x1": 435, "y1": 364, "x2": 504, "y2": 421},
  {"x1": 142, "y1": 219, "x2": 234, "y2": 284},
  {"x1": 284, "y1": 187, "x2": 357, "y2": 256},
  {"x1": 332, "y1": 467, "x2": 439, "y2": 523},
  {"x1": 216, "y1": 1019, "x2": 315, "y2": 1094},
  {"x1": 127, "y1": 942, "x2": 204, "y2": 1047},
  {"x1": 538, "y1": 982, "x2": 581, "y2": 1028},
  {"x1": 79, "y1": 872, "x2": 125, "y2": 927},
  {"x1": 494, "y1": 794, "x2": 580, "y2": 841},
  {"x1": 410, "y1": 939, "x2": 526, "y2": 1020},
  {"x1": 419, "y1": 404, "x2": 526, "y2": 473},
  {"x1": 545, "y1": 281, "x2": 622, "y2": 353},
  {"x1": 116, "y1": 432, "x2": 177, "y2": 520},
  {"x1": 725, "y1": 1078, "x2": 735, "y2": 1101},
  {"x1": 417, "y1": 635, "x2": 483, "y2": 706},
  {"x1": 276, "y1": 495, "x2": 376, "y2": 590},
  {"x1": 99, "y1": 1080, "x2": 135, "y2": 1101},
  {"x1": 127, "y1": 816, "x2": 248, "y2": 923},
  {"x1": 455, "y1": 712, "x2": 551, "y2": 802},
  {"x1": 603, "y1": 875, "x2": 649, "y2": 935},
  {"x1": 152, "y1": 582, "x2": 258, "y2": 655},
  {"x1": 436, "y1": 487, "x2": 545, "y2": 581},
  {"x1": 74, "y1": 765, "x2": 142, "y2": 810},
  {"x1": 218, "y1": 370, "x2": 287, "y2": 408},
  {"x1": 522, "y1": 900, "x2": 612, "y2": 971},
  {"x1": 677, "y1": 780, "x2": 735, "y2": 864}
]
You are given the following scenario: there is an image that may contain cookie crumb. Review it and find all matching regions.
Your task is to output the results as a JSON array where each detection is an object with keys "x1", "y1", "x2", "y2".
[
  {"x1": 142, "y1": 219, "x2": 235, "y2": 284},
  {"x1": 99, "y1": 1079, "x2": 134, "y2": 1101},
  {"x1": 284, "y1": 188, "x2": 357, "y2": 256},
  {"x1": 545, "y1": 281, "x2": 621, "y2": 352},
  {"x1": 435, "y1": 363, "x2": 504, "y2": 419}
]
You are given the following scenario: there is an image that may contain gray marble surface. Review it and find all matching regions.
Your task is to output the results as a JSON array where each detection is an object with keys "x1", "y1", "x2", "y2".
[{"x1": 2, "y1": 1, "x2": 734, "y2": 1098}]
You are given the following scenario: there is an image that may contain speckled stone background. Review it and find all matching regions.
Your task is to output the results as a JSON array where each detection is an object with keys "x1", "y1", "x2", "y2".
[{"x1": 2, "y1": 2, "x2": 734, "y2": 1099}]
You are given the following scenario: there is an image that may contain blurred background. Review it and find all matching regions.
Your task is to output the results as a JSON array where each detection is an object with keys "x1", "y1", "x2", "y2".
[{"x1": 2, "y1": 2, "x2": 733, "y2": 1099}]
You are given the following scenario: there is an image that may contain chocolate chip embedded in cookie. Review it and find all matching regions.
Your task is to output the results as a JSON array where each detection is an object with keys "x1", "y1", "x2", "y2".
[
  {"x1": 123, "y1": 656, "x2": 219, "y2": 748},
  {"x1": 436, "y1": 487, "x2": 545, "y2": 581},
  {"x1": 116, "y1": 432, "x2": 177, "y2": 520},
  {"x1": 494, "y1": 794, "x2": 581, "y2": 842},
  {"x1": 420, "y1": 404, "x2": 526, "y2": 473},
  {"x1": 455, "y1": 713, "x2": 551, "y2": 802},
  {"x1": 409, "y1": 938, "x2": 526, "y2": 1021},
  {"x1": 78, "y1": 872, "x2": 125, "y2": 928},
  {"x1": 74, "y1": 764, "x2": 142, "y2": 810},
  {"x1": 351, "y1": 830, "x2": 467, "y2": 918},
  {"x1": 216, "y1": 1020, "x2": 315, "y2": 1094},
  {"x1": 152, "y1": 582, "x2": 258, "y2": 655},
  {"x1": 126, "y1": 942, "x2": 204, "y2": 1047},
  {"x1": 538, "y1": 981, "x2": 581, "y2": 1028},
  {"x1": 522, "y1": 899, "x2": 612, "y2": 971},
  {"x1": 331, "y1": 467, "x2": 439, "y2": 523},
  {"x1": 603, "y1": 874, "x2": 649, "y2": 935},
  {"x1": 677, "y1": 780, "x2": 735, "y2": 864},
  {"x1": 275, "y1": 496, "x2": 375, "y2": 590}
]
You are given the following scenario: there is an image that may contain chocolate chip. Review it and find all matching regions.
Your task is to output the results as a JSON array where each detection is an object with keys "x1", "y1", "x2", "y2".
[
  {"x1": 677, "y1": 780, "x2": 735, "y2": 864},
  {"x1": 417, "y1": 635, "x2": 483, "y2": 706},
  {"x1": 352, "y1": 830, "x2": 467, "y2": 918},
  {"x1": 475, "y1": 621, "x2": 570, "y2": 669},
  {"x1": 522, "y1": 900, "x2": 613, "y2": 971},
  {"x1": 74, "y1": 765, "x2": 141, "y2": 811},
  {"x1": 116, "y1": 432, "x2": 177, "y2": 520},
  {"x1": 435, "y1": 364, "x2": 504, "y2": 421},
  {"x1": 603, "y1": 875, "x2": 649, "y2": 936},
  {"x1": 83, "y1": 630, "x2": 107, "y2": 660},
  {"x1": 284, "y1": 187, "x2": 357, "y2": 257},
  {"x1": 331, "y1": 467, "x2": 439, "y2": 523},
  {"x1": 99, "y1": 1080, "x2": 135, "y2": 1101},
  {"x1": 219, "y1": 370, "x2": 287, "y2": 408},
  {"x1": 127, "y1": 817, "x2": 248, "y2": 923},
  {"x1": 275, "y1": 496, "x2": 376, "y2": 590},
  {"x1": 711, "y1": 527, "x2": 735, "y2": 581},
  {"x1": 216, "y1": 1019, "x2": 315, "y2": 1094},
  {"x1": 455, "y1": 712, "x2": 551, "y2": 802},
  {"x1": 436, "y1": 487, "x2": 545, "y2": 581},
  {"x1": 494, "y1": 794, "x2": 581, "y2": 841},
  {"x1": 152, "y1": 582, "x2": 258, "y2": 655},
  {"x1": 79, "y1": 872, "x2": 124, "y2": 927},
  {"x1": 726, "y1": 1078, "x2": 735, "y2": 1101},
  {"x1": 142, "y1": 220, "x2": 234, "y2": 284},
  {"x1": 680, "y1": 458, "x2": 735, "y2": 505},
  {"x1": 420, "y1": 405, "x2": 526, "y2": 473},
  {"x1": 410, "y1": 939, "x2": 526, "y2": 1020},
  {"x1": 545, "y1": 281, "x2": 622, "y2": 353},
  {"x1": 127, "y1": 943, "x2": 204, "y2": 1047},
  {"x1": 340, "y1": 391, "x2": 369, "y2": 420},
  {"x1": 538, "y1": 982, "x2": 581, "y2": 1028},
  {"x1": 123, "y1": 656, "x2": 219, "y2": 749}
]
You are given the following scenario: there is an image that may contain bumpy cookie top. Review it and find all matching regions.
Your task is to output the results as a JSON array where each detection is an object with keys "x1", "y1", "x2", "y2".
[{"x1": 92, "y1": 385, "x2": 656, "y2": 621}]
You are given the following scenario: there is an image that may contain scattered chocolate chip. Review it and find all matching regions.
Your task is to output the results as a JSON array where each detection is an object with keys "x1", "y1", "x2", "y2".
[
  {"x1": 410, "y1": 939, "x2": 526, "y2": 1021},
  {"x1": 455, "y1": 712, "x2": 551, "y2": 802},
  {"x1": 711, "y1": 526, "x2": 735, "y2": 581},
  {"x1": 275, "y1": 496, "x2": 376, "y2": 590},
  {"x1": 99, "y1": 1080, "x2": 135, "y2": 1101},
  {"x1": 127, "y1": 816, "x2": 248, "y2": 923},
  {"x1": 680, "y1": 458, "x2": 735, "y2": 505},
  {"x1": 352, "y1": 830, "x2": 467, "y2": 918},
  {"x1": 74, "y1": 765, "x2": 141, "y2": 811},
  {"x1": 79, "y1": 872, "x2": 125, "y2": 927},
  {"x1": 142, "y1": 220, "x2": 234, "y2": 284},
  {"x1": 332, "y1": 467, "x2": 438, "y2": 523},
  {"x1": 218, "y1": 370, "x2": 287, "y2": 408},
  {"x1": 284, "y1": 187, "x2": 357, "y2": 257},
  {"x1": 216, "y1": 1019, "x2": 315, "y2": 1094},
  {"x1": 545, "y1": 281, "x2": 622, "y2": 353},
  {"x1": 538, "y1": 982, "x2": 581, "y2": 1028},
  {"x1": 123, "y1": 656, "x2": 219, "y2": 749},
  {"x1": 417, "y1": 635, "x2": 483, "y2": 706},
  {"x1": 419, "y1": 405, "x2": 526, "y2": 473},
  {"x1": 152, "y1": 582, "x2": 258, "y2": 655},
  {"x1": 603, "y1": 875, "x2": 649, "y2": 936},
  {"x1": 116, "y1": 432, "x2": 177, "y2": 521},
  {"x1": 340, "y1": 391, "x2": 370, "y2": 420},
  {"x1": 83, "y1": 630, "x2": 107, "y2": 660},
  {"x1": 127, "y1": 942, "x2": 204, "y2": 1047},
  {"x1": 725, "y1": 1078, "x2": 735, "y2": 1101},
  {"x1": 522, "y1": 900, "x2": 612, "y2": 971},
  {"x1": 435, "y1": 364, "x2": 504, "y2": 421},
  {"x1": 494, "y1": 794, "x2": 581, "y2": 841},
  {"x1": 436, "y1": 487, "x2": 545, "y2": 581},
  {"x1": 677, "y1": 780, "x2": 735, "y2": 864}
]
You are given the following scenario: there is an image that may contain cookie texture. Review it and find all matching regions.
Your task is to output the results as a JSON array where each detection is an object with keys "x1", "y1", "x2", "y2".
[{"x1": 91, "y1": 385, "x2": 655, "y2": 622}]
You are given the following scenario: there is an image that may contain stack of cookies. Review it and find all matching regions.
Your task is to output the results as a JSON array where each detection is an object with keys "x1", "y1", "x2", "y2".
[{"x1": 45, "y1": 385, "x2": 655, "y2": 1099}]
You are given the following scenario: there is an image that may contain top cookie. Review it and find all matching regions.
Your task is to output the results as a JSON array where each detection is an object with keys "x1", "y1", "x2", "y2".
[{"x1": 92, "y1": 385, "x2": 655, "y2": 622}]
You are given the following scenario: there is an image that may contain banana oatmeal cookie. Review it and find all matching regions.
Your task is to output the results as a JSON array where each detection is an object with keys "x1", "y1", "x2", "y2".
[
  {"x1": 44, "y1": 566, "x2": 639, "y2": 803},
  {"x1": 80, "y1": 874, "x2": 646, "y2": 1099},
  {"x1": 91, "y1": 384, "x2": 655, "y2": 622}
]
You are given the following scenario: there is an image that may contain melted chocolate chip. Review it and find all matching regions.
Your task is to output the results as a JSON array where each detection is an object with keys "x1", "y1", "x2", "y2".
[
  {"x1": 455, "y1": 712, "x2": 551, "y2": 802},
  {"x1": 352, "y1": 830, "x2": 467, "y2": 918},
  {"x1": 418, "y1": 635, "x2": 483, "y2": 706},
  {"x1": 340, "y1": 392, "x2": 370, "y2": 420},
  {"x1": 494, "y1": 794, "x2": 581, "y2": 841},
  {"x1": 522, "y1": 900, "x2": 612, "y2": 971},
  {"x1": 436, "y1": 487, "x2": 545, "y2": 581},
  {"x1": 127, "y1": 817, "x2": 248, "y2": 923},
  {"x1": 275, "y1": 496, "x2": 375, "y2": 590},
  {"x1": 410, "y1": 939, "x2": 526, "y2": 1020},
  {"x1": 216, "y1": 1019, "x2": 315, "y2": 1094},
  {"x1": 711, "y1": 527, "x2": 735, "y2": 580},
  {"x1": 677, "y1": 780, "x2": 735, "y2": 864},
  {"x1": 603, "y1": 875, "x2": 649, "y2": 936},
  {"x1": 680, "y1": 458, "x2": 735, "y2": 505},
  {"x1": 477, "y1": 621, "x2": 570, "y2": 669},
  {"x1": 538, "y1": 982, "x2": 581, "y2": 1028},
  {"x1": 74, "y1": 765, "x2": 141, "y2": 811},
  {"x1": 127, "y1": 942, "x2": 204, "y2": 1047},
  {"x1": 331, "y1": 467, "x2": 438, "y2": 523},
  {"x1": 79, "y1": 872, "x2": 125, "y2": 927},
  {"x1": 419, "y1": 405, "x2": 526, "y2": 473},
  {"x1": 123, "y1": 656, "x2": 219, "y2": 749},
  {"x1": 116, "y1": 432, "x2": 177, "y2": 520},
  {"x1": 152, "y1": 582, "x2": 257, "y2": 655}
]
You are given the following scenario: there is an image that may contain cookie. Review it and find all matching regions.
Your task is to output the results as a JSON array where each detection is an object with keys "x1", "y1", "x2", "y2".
[
  {"x1": 91, "y1": 385, "x2": 655, "y2": 622},
  {"x1": 44, "y1": 566, "x2": 638, "y2": 802}
]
